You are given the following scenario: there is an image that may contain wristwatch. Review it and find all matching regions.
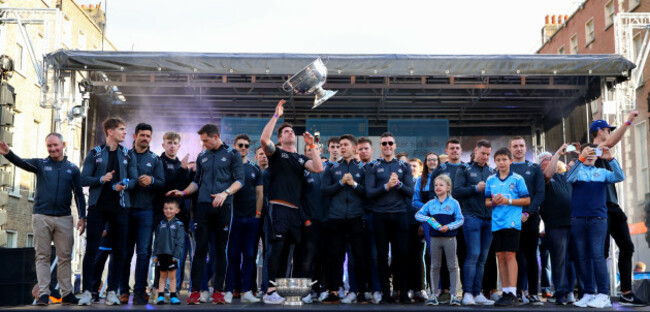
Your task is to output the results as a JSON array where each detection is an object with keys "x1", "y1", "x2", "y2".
[{"x1": 225, "y1": 189, "x2": 232, "y2": 196}]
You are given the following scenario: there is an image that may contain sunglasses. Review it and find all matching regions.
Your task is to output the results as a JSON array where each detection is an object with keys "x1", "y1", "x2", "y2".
[
  {"x1": 381, "y1": 141, "x2": 395, "y2": 146},
  {"x1": 237, "y1": 143, "x2": 250, "y2": 148}
]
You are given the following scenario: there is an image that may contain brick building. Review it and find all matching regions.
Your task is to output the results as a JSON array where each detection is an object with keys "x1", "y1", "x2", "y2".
[{"x1": 537, "y1": 0, "x2": 650, "y2": 263}]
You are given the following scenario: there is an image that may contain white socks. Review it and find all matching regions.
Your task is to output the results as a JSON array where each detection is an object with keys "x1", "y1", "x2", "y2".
[{"x1": 503, "y1": 287, "x2": 517, "y2": 295}]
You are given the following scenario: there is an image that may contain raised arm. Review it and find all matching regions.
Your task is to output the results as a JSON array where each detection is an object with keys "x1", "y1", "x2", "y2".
[
  {"x1": 1, "y1": 141, "x2": 38, "y2": 173},
  {"x1": 598, "y1": 110, "x2": 639, "y2": 148},
  {"x1": 544, "y1": 144, "x2": 567, "y2": 182},
  {"x1": 303, "y1": 133, "x2": 323, "y2": 173},
  {"x1": 261, "y1": 100, "x2": 285, "y2": 156}
]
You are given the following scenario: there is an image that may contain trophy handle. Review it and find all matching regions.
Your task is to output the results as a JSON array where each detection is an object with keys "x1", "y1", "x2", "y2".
[
  {"x1": 322, "y1": 56, "x2": 330, "y2": 65},
  {"x1": 282, "y1": 81, "x2": 292, "y2": 92}
]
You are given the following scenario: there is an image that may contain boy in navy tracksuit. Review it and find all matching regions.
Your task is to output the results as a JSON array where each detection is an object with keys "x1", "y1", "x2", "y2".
[
  {"x1": 566, "y1": 145, "x2": 624, "y2": 309},
  {"x1": 415, "y1": 174, "x2": 463, "y2": 306},
  {"x1": 152, "y1": 198, "x2": 185, "y2": 305}
]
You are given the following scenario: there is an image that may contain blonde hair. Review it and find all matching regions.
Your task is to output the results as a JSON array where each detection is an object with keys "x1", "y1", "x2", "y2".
[
  {"x1": 433, "y1": 174, "x2": 453, "y2": 195},
  {"x1": 163, "y1": 131, "x2": 181, "y2": 142},
  {"x1": 557, "y1": 161, "x2": 567, "y2": 174}
]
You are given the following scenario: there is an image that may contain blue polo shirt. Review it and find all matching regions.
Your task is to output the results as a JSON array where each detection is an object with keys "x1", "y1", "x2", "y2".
[{"x1": 485, "y1": 171, "x2": 529, "y2": 231}]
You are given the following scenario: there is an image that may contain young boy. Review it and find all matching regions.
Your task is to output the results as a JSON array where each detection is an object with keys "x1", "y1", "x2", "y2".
[
  {"x1": 152, "y1": 198, "x2": 185, "y2": 305},
  {"x1": 566, "y1": 145, "x2": 624, "y2": 308},
  {"x1": 484, "y1": 148, "x2": 530, "y2": 306}
]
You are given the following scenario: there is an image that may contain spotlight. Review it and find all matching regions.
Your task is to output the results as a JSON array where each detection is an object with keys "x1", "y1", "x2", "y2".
[{"x1": 78, "y1": 79, "x2": 93, "y2": 93}]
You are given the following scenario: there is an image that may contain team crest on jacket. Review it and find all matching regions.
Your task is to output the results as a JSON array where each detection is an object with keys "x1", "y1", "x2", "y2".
[
  {"x1": 509, "y1": 183, "x2": 516, "y2": 190},
  {"x1": 525, "y1": 171, "x2": 531, "y2": 175},
  {"x1": 66, "y1": 169, "x2": 72, "y2": 174},
  {"x1": 398, "y1": 168, "x2": 403, "y2": 173},
  {"x1": 281, "y1": 153, "x2": 289, "y2": 159},
  {"x1": 221, "y1": 157, "x2": 227, "y2": 162},
  {"x1": 251, "y1": 173, "x2": 256, "y2": 179},
  {"x1": 355, "y1": 173, "x2": 361, "y2": 178},
  {"x1": 444, "y1": 205, "x2": 451, "y2": 212},
  {"x1": 594, "y1": 172, "x2": 601, "y2": 178},
  {"x1": 123, "y1": 160, "x2": 128, "y2": 165},
  {"x1": 146, "y1": 162, "x2": 152, "y2": 167},
  {"x1": 298, "y1": 158, "x2": 305, "y2": 165}
]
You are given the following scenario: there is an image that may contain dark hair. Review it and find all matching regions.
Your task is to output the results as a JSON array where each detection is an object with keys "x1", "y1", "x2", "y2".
[
  {"x1": 339, "y1": 134, "x2": 357, "y2": 146},
  {"x1": 380, "y1": 132, "x2": 394, "y2": 139},
  {"x1": 420, "y1": 152, "x2": 439, "y2": 193},
  {"x1": 357, "y1": 137, "x2": 372, "y2": 146},
  {"x1": 255, "y1": 145, "x2": 264, "y2": 153},
  {"x1": 197, "y1": 124, "x2": 220, "y2": 137},
  {"x1": 590, "y1": 131, "x2": 599, "y2": 139},
  {"x1": 445, "y1": 138, "x2": 461, "y2": 148},
  {"x1": 327, "y1": 136, "x2": 340, "y2": 147},
  {"x1": 582, "y1": 143, "x2": 598, "y2": 151},
  {"x1": 509, "y1": 136, "x2": 526, "y2": 146},
  {"x1": 277, "y1": 122, "x2": 293, "y2": 138},
  {"x1": 476, "y1": 139, "x2": 491, "y2": 149},
  {"x1": 163, "y1": 197, "x2": 180, "y2": 208},
  {"x1": 134, "y1": 123, "x2": 152, "y2": 135},
  {"x1": 234, "y1": 133, "x2": 251, "y2": 144},
  {"x1": 494, "y1": 147, "x2": 512, "y2": 159},
  {"x1": 396, "y1": 152, "x2": 409, "y2": 160},
  {"x1": 102, "y1": 117, "x2": 126, "y2": 136}
]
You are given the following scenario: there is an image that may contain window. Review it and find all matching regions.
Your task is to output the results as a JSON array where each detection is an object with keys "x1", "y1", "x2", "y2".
[
  {"x1": 605, "y1": 1, "x2": 615, "y2": 28},
  {"x1": 570, "y1": 34, "x2": 579, "y2": 54},
  {"x1": 78, "y1": 30, "x2": 87, "y2": 50},
  {"x1": 585, "y1": 18, "x2": 595, "y2": 44},
  {"x1": 62, "y1": 15, "x2": 72, "y2": 47},
  {"x1": 6, "y1": 230, "x2": 16, "y2": 248},
  {"x1": 26, "y1": 233, "x2": 34, "y2": 248},
  {"x1": 15, "y1": 43, "x2": 23, "y2": 72},
  {"x1": 558, "y1": 46, "x2": 565, "y2": 55},
  {"x1": 634, "y1": 121, "x2": 649, "y2": 202},
  {"x1": 634, "y1": 33, "x2": 642, "y2": 62}
]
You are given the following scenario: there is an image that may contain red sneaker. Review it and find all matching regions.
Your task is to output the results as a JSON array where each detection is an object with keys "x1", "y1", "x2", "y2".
[
  {"x1": 187, "y1": 291, "x2": 201, "y2": 305},
  {"x1": 212, "y1": 291, "x2": 225, "y2": 304}
]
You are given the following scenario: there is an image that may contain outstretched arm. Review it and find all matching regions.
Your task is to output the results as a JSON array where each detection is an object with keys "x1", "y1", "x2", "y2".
[{"x1": 261, "y1": 100, "x2": 285, "y2": 156}]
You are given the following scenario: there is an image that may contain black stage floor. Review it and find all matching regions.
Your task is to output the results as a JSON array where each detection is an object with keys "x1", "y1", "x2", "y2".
[{"x1": 2, "y1": 298, "x2": 645, "y2": 312}]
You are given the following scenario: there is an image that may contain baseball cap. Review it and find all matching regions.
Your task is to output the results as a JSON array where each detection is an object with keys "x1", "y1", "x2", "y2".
[
  {"x1": 590, "y1": 120, "x2": 616, "y2": 134},
  {"x1": 536, "y1": 152, "x2": 552, "y2": 164}
]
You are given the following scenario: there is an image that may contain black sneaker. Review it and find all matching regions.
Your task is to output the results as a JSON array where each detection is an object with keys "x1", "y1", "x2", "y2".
[
  {"x1": 322, "y1": 292, "x2": 340, "y2": 304},
  {"x1": 61, "y1": 293, "x2": 79, "y2": 305},
  {"x1": 398, "y1": 293, "x2": 412, "y2": 304},
  {"x1": 619, "y1": 292, "x2": 648, "y2": 307},
  {"x1": 133, "y1": 292, "x2": 148, "y2": 305},
  {"x1": 554, "y1": 293, "x2": 567, "y2": 305},
  {"x1": 36, "y1": 295, "x2": 49, "y2": 306},
  {"x1": 495, "y1": 293, "x2": 516, "y2": 307},
  {"x1": 381, "y1": 294, "x2": 395, "y2": 304}
]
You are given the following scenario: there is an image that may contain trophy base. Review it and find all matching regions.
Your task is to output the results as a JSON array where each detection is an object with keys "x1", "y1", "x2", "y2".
[
  {"x1": 282, "y1": 296, "x2": 304, "y2": 306},
  {"x1": 313, "y1": 90, "x2": 338, "y2": 109}
]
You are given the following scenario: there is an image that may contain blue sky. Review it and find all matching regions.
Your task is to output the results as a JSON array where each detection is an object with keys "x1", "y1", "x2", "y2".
[{"x1": 80, "y1": 0, "x2": 584, "y2": 54}]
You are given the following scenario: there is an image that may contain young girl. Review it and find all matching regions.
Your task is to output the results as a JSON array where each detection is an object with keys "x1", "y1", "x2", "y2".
[{"x1": 415, "y1": 175, "x2": 464, "y2": 306}]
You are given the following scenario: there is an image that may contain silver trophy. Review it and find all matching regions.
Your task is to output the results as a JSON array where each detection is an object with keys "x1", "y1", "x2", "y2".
[
  {"x1": 282, "y1": 58, "x2": 338, "y2": 109},
  {"x1": 270, "y1": 278, "x2": 317, "y2": 306}
]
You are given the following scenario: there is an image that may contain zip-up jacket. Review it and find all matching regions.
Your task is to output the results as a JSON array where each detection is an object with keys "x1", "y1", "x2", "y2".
[
  {"x1": 365, "y1": 158, "x2": 414, "y2": 213},
  {"x1": 129, "y1": 149, "x2": 165, "y2": 209},
  {"x1": 566, "y1": 159, "x2": 625, "y2": 218},
  {"x1": 152, "y1": 216, "x2": 185, "y2": 261},
  {"x1": 413, "y1": 173, "x2": 431, "y2": 209},
  {"x1": 4, "y1": 151, "x2": 86, "y2": 218},
  {"x1": 155, "y1": 153, "x2": 191, "y2": 219},
  {"x1": 428, "y1": 162, "x2": 468, "y2": 203},
  {"x1": 415, "y1": 195, "x2": 464, "y2": 237},
  {"x1": 453, "y1": 162, "x2": 494, "y2": 220},
  {"x1": 192, "y1": 144, "x2": 244, "y2": 205},
  {"x1": 321, "y1": 158, "x2": 366, "y2": 220},
  {"x1": 510, "y1": 161, "x2": 545, "y2": 215},
  {"x1": 360, "y1": 161, "x2": 376, "y2": 214},
  {"x1": 81, "y1": 145, "x2": 138, "y2": 208}
]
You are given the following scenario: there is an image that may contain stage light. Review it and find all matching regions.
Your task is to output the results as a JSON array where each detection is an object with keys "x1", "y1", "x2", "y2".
[
  {"x1": 78, "y1": 79, "x2": 93, "y2": 93},
  {"x1": 0, "y1": 55, "x2": 14, "y2": 81}
]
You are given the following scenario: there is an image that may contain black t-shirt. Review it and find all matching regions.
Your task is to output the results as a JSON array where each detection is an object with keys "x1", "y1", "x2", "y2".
[
  {"x1": 268, "y1": 149, "x2": 310, "y2": 207},
  {"x1": 539, "y1": 173, "x2": 572, "y2": 229},
  {"x1": 96, "y1": 149, "x2": 121, "y2": 211},
  {"x1": 233, "y1": 161, "x2": 263, "y2": 217}
]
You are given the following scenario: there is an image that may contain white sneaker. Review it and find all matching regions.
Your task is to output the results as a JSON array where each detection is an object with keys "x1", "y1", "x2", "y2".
[
  {"x1": 518, "y1": 293, "x2": 530, "y2": 305},
  {"x1": 490, "y1": 291, "x2": 501, "y2": 302},
  {"x1": 256, "y1": 291, "x2": 264, "y2": 299},
  {"x1": 199, "y1": 290, "x2": 211, "y2": 303},
  {"x1": 462, "y1": 293, "x2": 476, "y2": 305},
  {"x1": 105, "y1": 291, "x2": 120, "y2": 306},
  {"x1": 474, "y1": 293, "x2": 495, "y2": 305},
  {"x1": 372, "y1": 291, "x2": 382, "y2": 304},
  {"x1": 338, "y1": 287, "x2": 346, "y2": 298},
  {"x1": 364, "y1": 292, "x2": 372, "y2": 302},
  {"x1": 318, "y1": 291, "x2": 328, "y2": 302},
  {"x1": 263, "y1": 292, "x2": 285, "y2": 304},
  {"x1": 223, "y1": 292, "x2": 233, "y2": 304},
  {"x1": 567, "y1": 292, "x2": 576, "y2": 303},
  {"x1": 587, "y1": 294, "x2": 612, "y2": 308},
  {"x1": 341, "y1": 292, "x2": 357, "y2": 304},
  {"x1": 78, "y1": 290, "x2": 92, "y2": 306},
  {"x1": 241, "y1": 291, "x2": 260, "y2": 303},
  {"x1": 302, "y1": 293, "x2": 313, "y2": 304},
  {"x1": 573, "y1": 294, "x2": 595, "y2": 308}
]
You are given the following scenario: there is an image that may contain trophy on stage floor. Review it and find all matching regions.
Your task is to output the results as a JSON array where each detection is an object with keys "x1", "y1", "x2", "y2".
[{"x1": 282, "y1": 58, "x2": 338, "y2": 109}]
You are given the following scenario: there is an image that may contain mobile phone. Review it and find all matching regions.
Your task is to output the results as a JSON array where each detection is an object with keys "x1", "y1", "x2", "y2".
[
  {"x1": 565, "y1": 144, "x2": 576, "y2": 153},
  {"x1": 593, "y1": 148, "x2": 603, "y2": 157},
  {"x1": 314, "y1": 131, "x2": 320, "y2": 144}
]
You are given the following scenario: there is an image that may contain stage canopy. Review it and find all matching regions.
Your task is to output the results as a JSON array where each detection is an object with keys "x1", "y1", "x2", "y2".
[{"x1": 44, "y1": 50, "x2": 635, "y2": 135}]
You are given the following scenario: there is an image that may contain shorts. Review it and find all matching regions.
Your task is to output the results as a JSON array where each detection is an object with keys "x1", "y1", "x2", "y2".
[
  {"x1": 155, "y1": 254, "x2": 178, "y2": 272},
  {"x1": 492, "y1": 228, "x2": 520, "y2": 252},
  {"x1": 269, "y1": 203, "x2": 302, "y2": 243}
]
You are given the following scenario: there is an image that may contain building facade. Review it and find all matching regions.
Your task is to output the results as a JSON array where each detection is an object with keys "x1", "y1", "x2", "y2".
[{"x1": 537, "y1": 0, "x2": 650, "y2": 263}]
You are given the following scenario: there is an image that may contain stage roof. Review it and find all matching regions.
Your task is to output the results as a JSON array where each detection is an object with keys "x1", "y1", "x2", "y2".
[{"x1": 44, "y1": 50, "x2": 635, "y2": 134}]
